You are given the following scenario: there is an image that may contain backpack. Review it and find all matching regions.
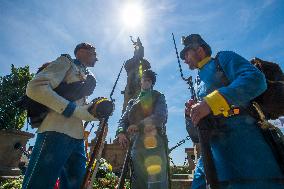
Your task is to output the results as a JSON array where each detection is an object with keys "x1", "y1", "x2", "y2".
[
  {"x1": 17, "y1": 57, "x2": 96, "y2": 128},
  {"x1": 215, "y1": 53, "x2": 284, "y2": 120},
  {"x1": 250, "y1": 57, "x2": 284, "y2": 120}
]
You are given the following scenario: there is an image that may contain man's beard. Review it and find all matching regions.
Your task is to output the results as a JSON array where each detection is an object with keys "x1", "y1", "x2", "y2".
[
  {"x1": 189, "y1": 64, "x2": 196, "y2": 70},
  {"x1": 87, "y1": 60, "x2": 96, "y2": 67},
  {"x1": 89, "y1": 61, "x2": 95, "y2": 67},
  {"x1": 189, "y1": 53, "x2": 202, "y2": 70},
  {"x1": 187, "y1": 61, "x2": 197, "y2": 70}
]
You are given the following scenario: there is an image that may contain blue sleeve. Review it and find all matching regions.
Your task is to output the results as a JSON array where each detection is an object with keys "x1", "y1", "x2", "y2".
[
  {"x1": 217, "y1": 51, "x2": 267, "y2": 107},
  {"x1": 149, "y1": 94, "x2": 168, "y2": 127}
]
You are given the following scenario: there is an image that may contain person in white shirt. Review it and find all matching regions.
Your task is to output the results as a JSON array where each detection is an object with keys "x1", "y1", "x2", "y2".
[{"x1": 22, "y1": 43, "x2": 98, "y2": 189}]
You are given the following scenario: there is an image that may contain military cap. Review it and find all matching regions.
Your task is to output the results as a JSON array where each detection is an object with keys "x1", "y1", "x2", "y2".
[
  {"x1": 142, "y1": 69, "x2": 157, "y2": 85},
  {"x1": 180, "y1": 34, "x2": 211, "y2": 60}
]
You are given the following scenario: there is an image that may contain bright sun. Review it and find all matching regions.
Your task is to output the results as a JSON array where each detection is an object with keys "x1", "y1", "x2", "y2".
[{"x1": 121, "y1": 3, "x2": 144, "y2": 30}]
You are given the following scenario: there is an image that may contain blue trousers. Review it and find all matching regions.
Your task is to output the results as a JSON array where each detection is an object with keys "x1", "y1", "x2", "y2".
[
  {"x1": 22, "y1": 131, "x2": 86, "y2": 189},
  {"x1": 192, "y1": 158, "x2": 284, "y2": 189},
  {"x1": 190, "y1": 114, "x2": 284, "y2": 189},
  {"x1": 131, "y1": 134, "x2": 169, "y2": 189}
]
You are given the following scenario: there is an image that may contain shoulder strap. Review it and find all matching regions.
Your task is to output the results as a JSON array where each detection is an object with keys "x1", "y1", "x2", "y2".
[
  {"x1": 214, "y1": 52, "x2": 230, "y2": 86},
  {"x1": 61, "y1": 54, "x2": 73, "y2": 62},
  {"x1": 214, "y1": 52, "x2": 222, "y2": 72}
]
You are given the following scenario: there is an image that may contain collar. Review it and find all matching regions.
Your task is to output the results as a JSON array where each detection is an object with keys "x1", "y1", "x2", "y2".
[
  {"x1": 74, "y1": 59, "x2": 82, "y2": 66},
  {"x1": 197, "y1": 56, "x2": 211, "y2": 69},
  {"x1": 74, "y1": 59, "x2": 88, "y2": 74},
  {"x1": 138, "y1": 89, "x2": 152, "y2": 99}
]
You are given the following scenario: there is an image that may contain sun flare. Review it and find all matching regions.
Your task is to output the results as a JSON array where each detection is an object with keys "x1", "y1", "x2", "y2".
[{"x1": 121, "y1": 3, "x2": 144, "y2": 30}]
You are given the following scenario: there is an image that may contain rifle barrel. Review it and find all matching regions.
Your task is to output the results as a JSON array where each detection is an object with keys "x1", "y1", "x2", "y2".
[
  {"x1": 110, "y1": 62, "x2": 125, "y2": 101},
  {"x1": 80, "y1": 118, "x2": 108, "y2": 189},
  {"x1": 117, "y1": 136, "x2": 135, "y2": 189},
  {"x1": 197, "y1": 118, "x2": 219, "y2": 189},
  {"x1": 172, "y1": 33, "x2": 187, "y2": 81},
  {"x1": 117, "y1": 147, "x2": 131, "y2": 189}
]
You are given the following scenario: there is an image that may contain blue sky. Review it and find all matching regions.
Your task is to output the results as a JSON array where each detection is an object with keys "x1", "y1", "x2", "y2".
[{"x1": 0, "y1": 0, "x2": 283, "y2": 165}]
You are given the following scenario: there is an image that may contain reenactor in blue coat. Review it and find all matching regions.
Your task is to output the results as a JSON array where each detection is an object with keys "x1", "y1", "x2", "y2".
[
  {"x1": 181, "y1": 34, "x2": 284, "y2": 189},
  {"x1": 116, "y1": 69, "x2": 169, "y2": 189}
]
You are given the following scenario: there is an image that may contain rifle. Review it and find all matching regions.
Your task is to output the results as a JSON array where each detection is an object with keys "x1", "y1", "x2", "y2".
[
  {"x1": 80, "y1": 118, "x2": 109, "y2": 189},
  {"x1": 163, "y1": 134, "x2": 172, "y2": 189},
  {"x1": 172, "y1": 33, "x2": 219, "y2": 189},
  {"x1": 117, "y1": 135, "x2": 135, "y2": 189},
  {"x1": 80, "y1": 61, "x2": 125, "y2": 189}
]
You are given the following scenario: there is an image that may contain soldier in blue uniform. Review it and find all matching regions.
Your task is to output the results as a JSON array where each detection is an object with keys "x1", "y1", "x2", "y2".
[
  {"x1": 181, "y1": 34, "x2": 284, "y2": 188},
  {"x1": 116, "y1": 69, "x2": 169, "y2": 189}
]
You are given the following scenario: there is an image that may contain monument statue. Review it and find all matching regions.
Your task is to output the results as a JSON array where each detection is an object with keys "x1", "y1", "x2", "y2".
[{"x1": 122, "y1": 37, "x2": 151, "y2": 112}]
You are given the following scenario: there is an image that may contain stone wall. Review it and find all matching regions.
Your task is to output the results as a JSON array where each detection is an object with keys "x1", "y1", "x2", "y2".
[{"x1": 101, "y1": 140, "x2": 127, "y2": 173}]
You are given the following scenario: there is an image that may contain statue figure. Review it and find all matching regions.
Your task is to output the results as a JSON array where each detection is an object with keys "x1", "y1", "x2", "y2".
[{"x1": 122, "y1": 37, "x2": 151, "y2": 112}]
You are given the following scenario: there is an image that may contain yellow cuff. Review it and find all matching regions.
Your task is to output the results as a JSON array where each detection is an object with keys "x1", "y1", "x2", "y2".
[{"x1": 204, "y1": 90, "x2": 230, "y2": 117}]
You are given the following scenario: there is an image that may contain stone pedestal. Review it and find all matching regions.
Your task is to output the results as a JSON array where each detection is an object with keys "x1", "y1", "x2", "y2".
[
  {"x1": 0, "y1": 130, "x2": 34, "y2": 176},
  {"x1": 185, "y1": 143, "x2": 201, "y2": 174},
  {"x1": 171, "y1": 174, "x2": 192, "y2": 189},
  {"x1": 185, "y1": 148, "x2": 195, "y2": 172},
  {"x1": 101, "y1": 139, "x2": 127, "y2": 173}
]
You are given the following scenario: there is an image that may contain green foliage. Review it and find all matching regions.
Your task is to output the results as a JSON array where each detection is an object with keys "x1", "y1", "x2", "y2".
[
  {"x1": 96, "y1": 158, "x2": 113, "y2": 178},
  {"x1": 93, "y1": 158, "x2": 130, "y2": 189},
  {"x1": 0, "y1": 176, "x2": 23, "y2": 189},
  {"x1": 93, "y1": 173, "x2": 130, "y2": 189},
  {"x1": 170, "y1": 166, "x2": 191, "y2": 174},
  {"x1": 93, "y1": 172, "x2": 119, "y2": 189},
  {"x1": 0, "y1": 64, "x2": 33, "y2": 130}
]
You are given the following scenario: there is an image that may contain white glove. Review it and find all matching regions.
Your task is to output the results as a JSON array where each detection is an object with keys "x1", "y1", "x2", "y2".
[{"x1": 73, "y1": 104, "x2": 97, "y2": 121}]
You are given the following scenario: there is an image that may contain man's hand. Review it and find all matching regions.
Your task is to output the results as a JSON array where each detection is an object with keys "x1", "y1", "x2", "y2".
[
  {"x1": 185, "y1": 99, "x2": 195, "y2": 117},
  {"x1": 127, "y1": 124, "x2": 138, "y2": 134},
  {"x1": 144, "y1": 124, "x2": 157, "y2": 135},
  {"x1": 140, "y1": 117, "x2": 157, "y2": 135},
  {"x1": 117, "y1": 133, "x2": 129, "y2": 149},
  {"x1": 190, "y1": 100, "x2": 211, "y2": 126}
]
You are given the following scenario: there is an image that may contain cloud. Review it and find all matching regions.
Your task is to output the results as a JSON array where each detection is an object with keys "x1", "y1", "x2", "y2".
[
  {"x1": 168, "y1": 105, "x2": 184, "y2": 113},
  {"x1": 259, "y1": 25, "x2": 284, "y2": 51},
  {"x1": 232, "y1": 0, "x2": 276, "y2": 34}
]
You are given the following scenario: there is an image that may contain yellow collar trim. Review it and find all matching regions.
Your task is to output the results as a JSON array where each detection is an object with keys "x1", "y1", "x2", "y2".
[{"x1": 197, "y1": 57, "x2": 211, "y2": 69}]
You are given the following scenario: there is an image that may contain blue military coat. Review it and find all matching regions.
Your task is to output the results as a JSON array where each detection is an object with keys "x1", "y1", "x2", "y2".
[
  {"x1": 189, "y1": 51, "x2": 284, "y2": 189},
  {"x1": 116, "y1": 90, "x2": 169, "y2": 189}
]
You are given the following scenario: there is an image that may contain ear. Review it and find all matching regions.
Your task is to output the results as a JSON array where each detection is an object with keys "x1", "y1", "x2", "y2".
[
  {"x1": 150, "y1": 81, "x2": 154, "y2": 88},
  {"x1": 197, "y1": 46, "x2": 206, "y2": 58},
  {"x1": 75, "y1": 49, "x2": 84, "y2": 59}
]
